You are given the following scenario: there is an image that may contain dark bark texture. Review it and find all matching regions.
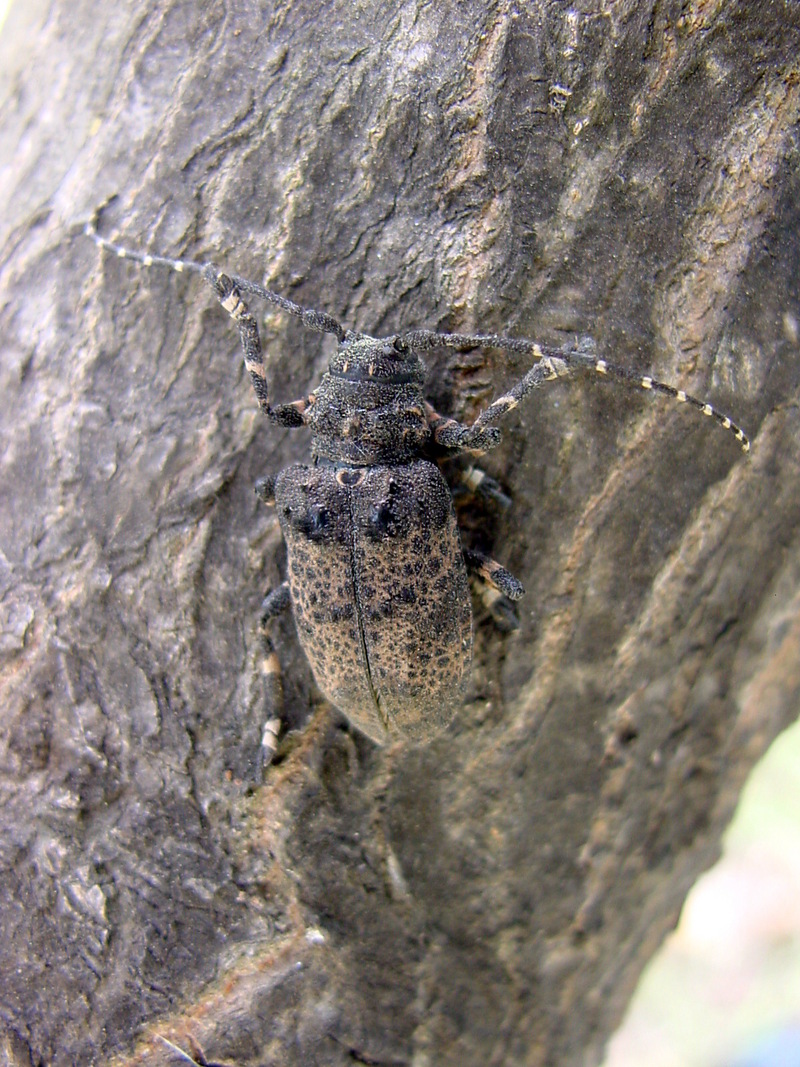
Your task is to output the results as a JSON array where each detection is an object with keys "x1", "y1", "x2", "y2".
[{"x1": 1, "y1": 1, "x2": 799, "y2": 1064}]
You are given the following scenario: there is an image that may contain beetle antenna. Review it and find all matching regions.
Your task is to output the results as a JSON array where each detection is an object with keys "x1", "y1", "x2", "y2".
[
  {"x1": 84, "y1": 214, "x2": 347, "y2": 342},
  {"x1": 400, "y1": 328, "x2": 750, "y2": 453}
]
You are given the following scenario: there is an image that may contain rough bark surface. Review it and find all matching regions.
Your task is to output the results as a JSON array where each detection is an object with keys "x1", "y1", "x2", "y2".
[{"x1": 1, "y1": 2, "x2": 799, "y2": 1065}]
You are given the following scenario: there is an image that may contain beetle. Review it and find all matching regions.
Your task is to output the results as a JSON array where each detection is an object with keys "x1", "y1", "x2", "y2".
[{"x1": 86, "y1": 217, "x2": 749, "y2": 768}]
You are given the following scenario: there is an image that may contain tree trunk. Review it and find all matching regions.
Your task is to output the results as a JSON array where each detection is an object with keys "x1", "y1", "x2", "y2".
[{"x1": 1, "y1": 1, "x2": 798, "y2": 1064}]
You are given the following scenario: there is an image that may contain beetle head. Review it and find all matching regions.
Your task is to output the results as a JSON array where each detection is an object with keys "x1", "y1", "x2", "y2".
[{"x1": 328, "y1": 334, "x2": 426, "y2": 386}]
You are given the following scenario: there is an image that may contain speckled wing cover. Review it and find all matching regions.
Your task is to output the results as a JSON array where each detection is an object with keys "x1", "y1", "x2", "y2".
[{"x1": 275, "y1": 461, "x2": 473, "y2": 744}]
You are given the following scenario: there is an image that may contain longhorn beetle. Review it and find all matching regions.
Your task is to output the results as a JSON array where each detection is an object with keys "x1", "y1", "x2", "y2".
[{"x1": 86, "y1": 217, "x2": 750, "y2": 769}]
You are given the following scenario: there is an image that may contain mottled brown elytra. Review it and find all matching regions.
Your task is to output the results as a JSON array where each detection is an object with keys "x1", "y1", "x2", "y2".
[{"x1": 87, "y1": 215, "x2": 749, "y2": 770}]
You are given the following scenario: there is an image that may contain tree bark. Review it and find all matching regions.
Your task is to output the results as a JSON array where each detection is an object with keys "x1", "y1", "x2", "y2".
[{"x1": 1, "y1": 1, "x2": 798, "y2": 1064}]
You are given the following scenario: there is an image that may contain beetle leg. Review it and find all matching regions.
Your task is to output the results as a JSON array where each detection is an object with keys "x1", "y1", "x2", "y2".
[
  {"x1": 467, "y1": 354, "x2": 571, "y2": 434},
  {"x1": 455, "y1": 464, "x2": 512, "y2": 509},
  {"x1": 425, "y1": 402, "x2": 502, "y2": 455},
  {"x1": 463, "y1": 549, "x2": 524, "y2": 599},
  {"x1": 463, "y1": 548, "x2": 524, "y2": 632},
  {"x1": 260, "y1": 581, "x2": 292, "y2": 624},
  {"x1": 427, "y1": 357, "x2": 571, "y2": 457},
  {"x1": 258, "y1": 582, "x2": 292, "y2": 771},
  {"x1": 269, "y1": 390, "x2": 317, "y2": 426},
  {"x1": 255, "y1": 475, "x2": 276, "y2": 505},
  {"x1": 200, "y1": 267, "x2": 313, "y2": 429},
  {"x1": 426, "y1": 354, "x2": 568, "y2": 456},
  {"x1": 478, "y1": 583, "x2": 521, "y2": 632}
]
